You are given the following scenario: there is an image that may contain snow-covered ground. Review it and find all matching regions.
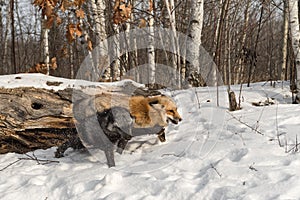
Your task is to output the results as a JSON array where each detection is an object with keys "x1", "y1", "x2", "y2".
[{"x1": 0, "y1": 74, "x2": 300, "y2": 200}]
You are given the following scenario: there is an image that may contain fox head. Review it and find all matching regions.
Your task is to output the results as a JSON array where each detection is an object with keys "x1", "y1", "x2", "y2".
[{"x1": 149, "y1": 95, "x2": 182, "y2": 125}]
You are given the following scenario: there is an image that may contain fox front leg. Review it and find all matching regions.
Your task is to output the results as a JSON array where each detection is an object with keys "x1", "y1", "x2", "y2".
[
  {"x1": 157, "y1": 129, "x2": 166, "y2": 142},
  {"x1": 104, "y1": 149, "x2": 115, "y2": 167},
  {"x1": 116, "y1": 138, "x2": 130, "y2": 154}
]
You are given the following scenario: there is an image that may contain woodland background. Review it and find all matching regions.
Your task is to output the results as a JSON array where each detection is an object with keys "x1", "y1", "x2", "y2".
[{"x1": 0, "y1": 0, "x2": 295, "y2": 88}]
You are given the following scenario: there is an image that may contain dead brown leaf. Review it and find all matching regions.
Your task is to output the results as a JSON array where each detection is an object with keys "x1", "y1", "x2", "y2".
[
  {"x1": 75, "y1": 23, "x2": 83, "y2": 37},
  {"x1": 139, "y1": 18, "x2": 147, "y2": 28},
  {"x1": 87, "y1": 40, "x2": 93, "y2": 51},
  {"x1": 76, "y1": 9, "x2": 85, "y2": 19}
]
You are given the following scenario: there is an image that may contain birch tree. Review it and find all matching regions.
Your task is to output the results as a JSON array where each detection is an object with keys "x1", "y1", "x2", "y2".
[
  {"x1": 148, "y1": 0, "x2": 155, "y2": 85},
  {"x1": 186, "y1": 0, "x2": 204, "y2": 84},
  {"x1": 90, "y1": 0, "x2": 107, "y2": 77},
  {"x1": 288, "y1": 0, "x2": 300, "y2": 103},
  {"x1": 1, "y1": 0, "x2": 10, "y2": 72},
  {"x1": 42, "y1": 15, "x2": 50, "y2": 75}
]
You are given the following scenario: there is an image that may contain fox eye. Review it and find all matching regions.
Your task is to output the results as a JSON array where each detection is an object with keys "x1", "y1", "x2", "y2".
[{"x1": 168, "y1": 110, "x2": 175, "y2": 114}]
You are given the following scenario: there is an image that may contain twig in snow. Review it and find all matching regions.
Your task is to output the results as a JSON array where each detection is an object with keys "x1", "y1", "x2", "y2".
[
  {"x1": 286, "y1": 135, "x2": 300, "y2": 153},
  {"x1": 0, "y1": 153, "x2": 59, "y2": 171},
  {"x1": 249, "y1": 163, "x2": 258, "y2": 171},
  {"x1": 161, "y1": 152, "x2": 185, "y2": 157},
  {"x1": 254, "y1": 105, "x2": 266, "y2": 133},
  {"x1": 210, "y1": 164, "x2": 222, "y2": 178},
  {"x1": 227, "y1": 112, "x2": 264, "y2": 135},
  {"x1": 194, "y1": 88, "x2": 201, "y2": 109},
  {"x1": 22, "y1": 153, "x2": 59, "y2": 165},
  {"x1": 275, "y1": 103, "x2": 283, "y2": 147},
  {"x1": 0, "y1": 159, "x2": 21, "y2": 171}
]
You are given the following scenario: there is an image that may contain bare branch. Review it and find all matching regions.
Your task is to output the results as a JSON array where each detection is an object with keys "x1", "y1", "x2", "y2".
[{"x1": 227, "y1": 112, "x2": 264, "y2": 135}]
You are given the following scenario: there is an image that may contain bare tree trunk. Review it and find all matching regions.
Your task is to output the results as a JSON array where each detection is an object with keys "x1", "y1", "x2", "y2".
[
  {"x1": 148, "y1": 0, "x2": 156, "y2": 85},
  {"x1": 164, "y1": 0, "x2": 181, "y2": 87},
  {"x1": 110, "y1": 24, "x2": 121, "y2": 81},
  {"x1": 69, "y1": 43, "x2": 74, "y2": 79},
  {"x1": 186, "y1": 0, "x2": 204, "y2": 85},
  {"x1": 90, "y1": 0, "x2": 107, "y2": 44},
  {"x1": 214, "y1": 0, "x2": 230, "y2": 106},
  {"x1": 90, "y1": 0, "x2": 107, "y2": 77},
  {"x1": 236, "y1": 0, "x2": 250, "y2": 84},
  {"x1": 281, "y1": 0, "x2": 289, "y2": 81},
  {"x1": 42, "y1": 15, "x2": 50, "y2": 75},
  {"x1": 288, "y1": 0, "x2": 300, "y2": 103},
  {"x1": 225, "y1": 0, "x2": 238, "y2": 111},
  {"x1": 3, "y1": 1, "x2": 11, "y2": 74},
  {"x1": 247, "y1": 0, "x2": 264, "y2": 87},
  {"x1": 10, "y1": 0, "x2": 17, "y2": 73},
  {"x1": 79, "y1": 17, "x2": 95, "y2": 80},
  {"x1": 15, "y1": 0, "x2": 24, "y2": 69},
  {"x1": 0, "y1": 0, "x2": 3, "y2": 72}
]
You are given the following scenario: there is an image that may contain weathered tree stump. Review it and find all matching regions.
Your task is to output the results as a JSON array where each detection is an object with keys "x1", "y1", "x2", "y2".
[{"x1": 0, "y1": 80, "x2": 160, "y2": 155}]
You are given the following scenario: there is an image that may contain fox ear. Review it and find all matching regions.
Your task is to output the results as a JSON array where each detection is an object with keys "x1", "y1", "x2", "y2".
[
  {"x1": 149, "y1": 100, "x2": 165, "y2": 110},
  {"x1": 149, "y1": 100, "x2": 159, "y2": 105}
]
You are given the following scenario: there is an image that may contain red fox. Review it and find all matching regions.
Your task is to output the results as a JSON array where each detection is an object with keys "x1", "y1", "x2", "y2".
[{"x1": 56, "y1": 94, "x2": 182, "y2": 167}]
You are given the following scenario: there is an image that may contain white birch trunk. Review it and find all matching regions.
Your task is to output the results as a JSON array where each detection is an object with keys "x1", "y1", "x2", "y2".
[
  {"x1": 186, "y1": 0, "x2": 204, "y2": 83},
  {"x1": 70, "y1": 43, "x2": 74, "y2": 79},
  {"x1": 288, "y1": 0, "x2": 300, "y2": 101},
  {"x1": 111, "y1": 24, "x2": 121, "y2": 81},
  {"x1": 90, "y1": 0, "x2": 107, "y2": 77},
  {"x1": 90, "y1": 0, "x2": 106, "y2": 43},
  {"x1": 3, "y1": 1, "x2": 11, "y2": 73},
  {"x1": 42, "y1": 15, "x2": 50, "y2": 75},
  {"x1": 148, "y1": 0, "x2": 155, "y2": 85}
]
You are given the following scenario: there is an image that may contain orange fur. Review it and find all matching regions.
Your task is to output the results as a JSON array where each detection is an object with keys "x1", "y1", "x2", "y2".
[
  {"x1": 129, "y1": 95, "x2": 182, "y2": 128},
  {"x1": 94, "y1": 92, "x2": 181, "y2": 128}
]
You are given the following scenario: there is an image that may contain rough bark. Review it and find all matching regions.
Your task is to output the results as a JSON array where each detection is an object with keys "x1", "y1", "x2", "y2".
[
  {"x1": 288, "y1": 0, "x2": 300, "y2": 103},
  {"x1": 41, "y1": 15, "x2": 50, "y2": 76},
  {"x1": 0, "y1": 87, "x2": 75, "y2": 154},
  {"x1": 164, "y1": 0, "x2": 180, "y2": 87},
  {"x1": 148, "y1": 0, "x2": 156, "y2": 85},
  {"x1": 281, "y1": 0, "x2": 289, "y2": 81},
  {"x1": 10, "y1": 0, "x2": 17, "y2": 73},
  {"x1": 236, "y1": 0, "x2": 250, "y2": 84},
  {"x1": 186, "y1": 0, "x2": 204, "y2": 86},
  {"x1": 89, "y1": 0, "x2": 105, "y2": 78},
  {"x1": 3, "y1": 1, "x2": 11, "y2": 73}
]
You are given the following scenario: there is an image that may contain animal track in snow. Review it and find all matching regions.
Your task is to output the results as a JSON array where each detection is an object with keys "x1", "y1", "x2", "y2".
[{"x1": 228, "y1": 148, "x2": 248, "y2": 162}]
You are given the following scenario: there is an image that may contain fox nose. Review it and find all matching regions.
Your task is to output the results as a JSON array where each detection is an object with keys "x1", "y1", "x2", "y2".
[{"x1": 178, "y1": 117, "x2": 182, "y2": 122}]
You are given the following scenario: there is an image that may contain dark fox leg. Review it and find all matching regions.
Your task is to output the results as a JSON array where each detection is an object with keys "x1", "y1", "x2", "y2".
[
  {"x1": 104, "y1": 148, "x2": 115, "y2": 167},
  {"x1": 55, "y1": 141, "x2": 70, "y2": 158},
  {"x1": 55, "y1": 135, "x2": 84, "y2": 158},
  {"x1": 116, "y1": 139, "x2": 129, "y2": 154},
  {"x1": 157, "y1": 129, "x2": 166, "y2": 142}
]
